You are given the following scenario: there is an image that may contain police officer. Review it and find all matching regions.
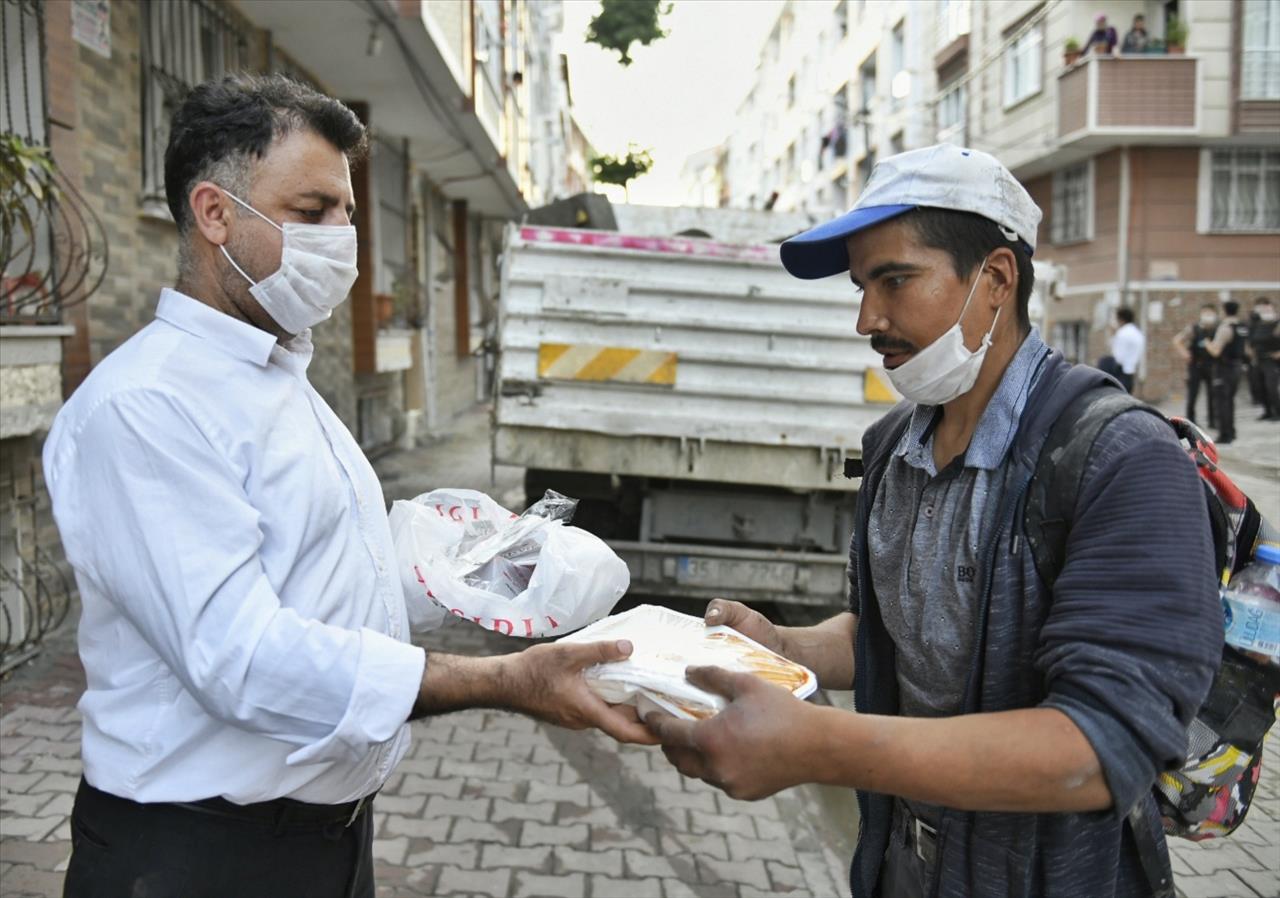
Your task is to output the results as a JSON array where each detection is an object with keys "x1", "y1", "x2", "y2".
[
  {"x1": 1206, "y1": 300, "x2": 1252, "y2": 444},
  {"x1": 1173, "y1": 304, "x2": 1219, "y2": 427}
]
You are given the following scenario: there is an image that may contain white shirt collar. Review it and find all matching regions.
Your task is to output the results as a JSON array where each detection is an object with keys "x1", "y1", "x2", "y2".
[{"x1": 155, "y1": 288, "x2": 314, "y2": 373}]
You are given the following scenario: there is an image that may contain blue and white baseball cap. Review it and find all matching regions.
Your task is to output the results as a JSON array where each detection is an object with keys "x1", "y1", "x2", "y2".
[{"x1": 780, "y1": 144, "x2": 1043, "y2": 279}]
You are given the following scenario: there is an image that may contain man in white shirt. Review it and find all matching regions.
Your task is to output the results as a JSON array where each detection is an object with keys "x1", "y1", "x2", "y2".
[
  {"x1": 1109, "y1": 306, "x2": 1145, "y2": 394},
  {"x1": 45, "y1": 74, "x2": 649, "y2": 898}
]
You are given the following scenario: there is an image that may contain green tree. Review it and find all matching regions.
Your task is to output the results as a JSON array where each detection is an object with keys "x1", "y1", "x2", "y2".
[
  {"x1": 589, "y1": 147, "x2": 654, "y2": 201},
  {"x1": 585, "y1": 0, "x2": 671, "y2": 66}
]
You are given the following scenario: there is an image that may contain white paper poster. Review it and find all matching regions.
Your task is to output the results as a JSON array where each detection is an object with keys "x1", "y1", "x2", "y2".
[{"x1": 71, "y1": 0, "x2": 110, "y2": 59}]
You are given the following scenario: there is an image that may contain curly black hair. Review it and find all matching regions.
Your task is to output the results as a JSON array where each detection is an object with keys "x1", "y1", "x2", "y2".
[{"x1": 164, "y1": 73, "x2": 367, "y2": 234}]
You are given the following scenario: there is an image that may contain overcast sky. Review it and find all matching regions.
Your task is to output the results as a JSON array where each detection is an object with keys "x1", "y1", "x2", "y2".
[{"x1": 557, "y1": 0, "x2": 784, "y2": 205}]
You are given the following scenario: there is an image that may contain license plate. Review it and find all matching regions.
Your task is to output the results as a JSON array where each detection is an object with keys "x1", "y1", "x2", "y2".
[{"x1": 676, "y1": 556, "x2": 796, "y2": 591}]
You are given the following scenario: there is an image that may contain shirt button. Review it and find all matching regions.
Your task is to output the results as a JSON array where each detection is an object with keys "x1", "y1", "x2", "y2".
[{"x1": 924, "y1": 506, "x2": 934, "y2": 518}]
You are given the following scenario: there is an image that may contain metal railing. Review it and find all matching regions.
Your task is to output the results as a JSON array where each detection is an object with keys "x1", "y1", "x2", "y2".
[
  {"x1": 1, "y1": 0, "x2": 107, "y2": 323},
  {"x1": 140, "y1": 0, "x2": 252, "y2": 208}
]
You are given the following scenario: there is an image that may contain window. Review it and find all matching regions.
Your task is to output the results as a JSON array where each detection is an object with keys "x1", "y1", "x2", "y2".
[
  {"x1": 836, "y1": 0, "x2": 849, "y2": 38},
  {"x1": 937, "y1": 80, "x2": 966, "y2": 143},
  {"x1": 1003, "y1": 23, "x2": 1043, "y2": 108},
  {"x1": 890, "y1": 22, "x2": 906, "y2": 108},
  {"x1": 858, "y1": 151, "x2": 877, "y2": 189},
  {"x1": 1243, "y1": 0, "x2": 1280, "y2": 99},
  {"x1": 1202, "y1": 149, "x2": 1280, "y2": 232},
  {"x1": 859, "y1": 55, "x2": 877, "y2": 112},
  {"x1": 937, "y1": 0, "x2": 971, "y2": 47},
  {"x1": 1051, "y1": 161, "x2": 1093, "y2": 244},
  {"x1": 141, "y1": 0, "x2": 250, "y2": 214},
  {"x1": 1050, "y1": 320, "x2": 1089, "y2": 364},
  {"x1": 788, "y1": 74, "x2": 797, "y2": 108}
]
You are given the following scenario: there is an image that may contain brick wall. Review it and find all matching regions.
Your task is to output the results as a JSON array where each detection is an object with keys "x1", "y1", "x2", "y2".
[
  {"x1": 69, "y1": 0, "x2": 179, "y2": 368},
  {"x1": 1129, "y1": 148, "x2": 1280, "y2": 284}
]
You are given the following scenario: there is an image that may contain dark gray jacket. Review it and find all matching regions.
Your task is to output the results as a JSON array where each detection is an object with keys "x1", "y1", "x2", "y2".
[{"x1": 848, "y1": 352, "x2": 1221, "y2": 898}]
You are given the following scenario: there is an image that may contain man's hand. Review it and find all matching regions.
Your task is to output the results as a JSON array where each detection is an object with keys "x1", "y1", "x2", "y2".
[
  {"x1": 645, "y1": 665, "x2": 813, "y2": 800},
  {"x1": 503, "y1": 640, "x2": 658, "y2": 745},
  {"x1": 703, "y1": 599, "x2": 786, "y2": 655}
]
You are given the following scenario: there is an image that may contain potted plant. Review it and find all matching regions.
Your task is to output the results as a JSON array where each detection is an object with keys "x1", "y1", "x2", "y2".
[
  {"x1": 1165, "y1": 16, "x2": 1188, "y2": 54},
  {"x1": 1063, "y1": 37, "x2": 1083, "y2": 66}
]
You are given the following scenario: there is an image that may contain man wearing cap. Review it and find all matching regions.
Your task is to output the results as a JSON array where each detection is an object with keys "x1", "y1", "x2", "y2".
[{"x1": 646, "y1": 145, "x2": 1219, "y2": 898}]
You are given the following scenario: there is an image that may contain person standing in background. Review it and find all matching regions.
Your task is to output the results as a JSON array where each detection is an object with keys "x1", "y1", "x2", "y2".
[
  {"x1": 1249, "y1": 297, "x2": 1280, "y2": 421},
  {"x1": 1083, "y1": 14, "x2": 1119, "y2": 55},
  {"x1": 1173, "y1": 304, "x2": 1220, "y2": 426},
  {"x1": 1109, "y1": 306, "x2": 1145, "y2": 394},
  {"x1": 1121, "y1": 14, "x2": 1149, "y2": 53},
  {"x1": 1206, "y1": 300, "x2": 1251, "y2": 444}
]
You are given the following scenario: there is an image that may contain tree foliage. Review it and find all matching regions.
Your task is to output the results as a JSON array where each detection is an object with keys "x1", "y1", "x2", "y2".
[
  {"x1": 0, "y1": 134, "x2": 59, "y2": 275},
  {"x1": 585, "y1": 0, "x2": 671, "y2": 66},
  {"x1": 589, "y1": 146, "x2": 654, "y2": 195}
]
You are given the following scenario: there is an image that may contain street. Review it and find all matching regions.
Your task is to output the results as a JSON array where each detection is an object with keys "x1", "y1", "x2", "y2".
[{"x1": 2, "y1": 399, "x2": 1278, "y2": 898}]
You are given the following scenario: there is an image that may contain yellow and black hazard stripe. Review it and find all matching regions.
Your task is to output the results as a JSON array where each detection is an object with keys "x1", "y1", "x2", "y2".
[{"x1": 537, "y1": 343, "x2": 677, "y2": 386}]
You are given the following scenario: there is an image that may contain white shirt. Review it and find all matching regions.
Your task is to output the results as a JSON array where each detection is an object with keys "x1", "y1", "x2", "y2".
[
  {"x1": 43, "y1": 289, "x2": 426, "y2": 805},
  {"x1": 1110, "y1": 322, "x2": 1146, "y2": 375}
]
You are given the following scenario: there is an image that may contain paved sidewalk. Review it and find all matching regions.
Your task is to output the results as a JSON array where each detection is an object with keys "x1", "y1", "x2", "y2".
[{"x1": 3, "y1": 401, "x2": 1278, "y2": 897}]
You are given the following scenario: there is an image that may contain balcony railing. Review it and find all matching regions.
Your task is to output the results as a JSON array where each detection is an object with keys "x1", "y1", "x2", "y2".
[{"x1": 1058, "y1": 55, "x2": 1198, "y2": 141}]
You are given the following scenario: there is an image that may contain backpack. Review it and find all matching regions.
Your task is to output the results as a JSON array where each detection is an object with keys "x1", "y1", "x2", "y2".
[{"x1": 1023, "y1": 381, "x2": 1280, "y2": 897}]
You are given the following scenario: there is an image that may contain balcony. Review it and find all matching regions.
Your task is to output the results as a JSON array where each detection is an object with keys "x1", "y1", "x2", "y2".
[{"x1": 1058, "y1": 55, "x2": 1198, "y2": 144}]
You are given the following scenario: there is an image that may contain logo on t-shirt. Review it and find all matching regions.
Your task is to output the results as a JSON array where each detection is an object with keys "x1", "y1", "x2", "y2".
[{"x1": 956, "y1": 564, "x2": 977, "y2": 584}]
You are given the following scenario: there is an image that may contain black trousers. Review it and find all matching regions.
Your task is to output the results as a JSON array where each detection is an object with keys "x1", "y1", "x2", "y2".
[
  {"x1": 1262, "y1": 358, "x2": 1280, "y2": 418},
  {"x1": 62, "y1": 779, "x2": 375, "y2": 898},
  {"x1": 1186, "y1": 362, "x2": 1216, "y2": 427},
  {"x1": 1213, "y1": 362, "x2": 1242, "y2": 442}
]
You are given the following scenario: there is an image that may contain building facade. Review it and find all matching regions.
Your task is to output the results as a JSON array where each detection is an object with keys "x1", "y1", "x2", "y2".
[
  {"x1": 946, "y1": 0, "x2": 1280, "y2": 401},
  {"x1": 0, "y1": 0, "x2": 580, "y2": 663},
  {"x1": 724, "y1": 0, "x2": 937, "y2": 218}
]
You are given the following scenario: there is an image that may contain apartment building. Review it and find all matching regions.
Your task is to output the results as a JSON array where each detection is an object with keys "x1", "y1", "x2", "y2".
[
  {"x1": 0, "y1": 0, "x2": 580, "y2": 663},
  {"x1": 940, "y1": 0, "x2": 1280, "y2": 401},
  {"x1": 724, "y1": 0, "x2": 936, "y2": 218}
]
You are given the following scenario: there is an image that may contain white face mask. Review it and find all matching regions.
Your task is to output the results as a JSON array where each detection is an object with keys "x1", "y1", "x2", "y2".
[
  {"x1": 1200, "y1": 314, "x2": 1218, "y2": 327},
  {"x1": 219, "y1": 189, "x2": 359, "y2": 334},
  {"x1": 883, "y1": 259, "x2": 1000, "y2": 406}
]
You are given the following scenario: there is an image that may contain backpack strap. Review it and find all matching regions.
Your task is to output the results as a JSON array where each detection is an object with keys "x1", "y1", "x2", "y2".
[
  {"x1": 1127, "y1": 804, "x2": 1177, "y2": 898},
  {"x1": 1023, "y1": 385, "x2": 1160, "y2": 591}
]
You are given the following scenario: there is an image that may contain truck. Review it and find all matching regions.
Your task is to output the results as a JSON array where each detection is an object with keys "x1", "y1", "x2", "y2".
[{"x1": 493, "y1": 211, "x2": 1058, "y2": 607}]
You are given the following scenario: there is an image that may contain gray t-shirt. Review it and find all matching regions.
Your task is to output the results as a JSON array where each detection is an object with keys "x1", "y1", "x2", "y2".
[{"x1": 868, "y1": 329, "x2": 1050, "y2": 825}]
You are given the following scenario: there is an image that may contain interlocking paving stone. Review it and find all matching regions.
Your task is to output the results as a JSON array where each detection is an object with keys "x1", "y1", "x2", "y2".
[
  {"x1": 383, "y1": 813, "x2": 451, "y2": 840},
  {"x1": 511, "y1": 870, "x2": 585, "y2": 898},
  {"x1": 727, "y1": 832, "x2": 798, "y2": 865},
  {"x1": 394, "y1": 774, "x2": 464, "y2": 799},
  {"x1": 519, "y1": 820, "x2": 589, "y2": 848},
  {"x1": 767, "y1": 859, "x2": 807, "y2": 891},
  {"x1": 552, "y1": 845, "x2": 624, "y2": 876},
  {"x1": 447, "y1": 818, "x2": 517, "y2": 846},
  {"x1": 591, "y1": 873, "x2": 663, "y2": 898},
  {"x1": 405, "y1": 842, "x2": 477, "y2": 868},
  {"x1": 478, "y1": 842, "x2": 552, "y2": 871},
  {"x1": 688, "y1": 808, "x2": 758, "y2": 839},
  {"x1": 1174, "y1": 871, "x2": 1259, "y2": 898},
  {"x1": 435, "y1": 864, "x2": 511, "y2": 896},
  {"x1": 698, "y1": 856, "x2": 771, "y2": 889},
  {"x1": 661, "y1": 831, "x2": 730, "y2": 861},
  {"x1": 491, "y1": 798, "x2": 555, "y2": 823}
]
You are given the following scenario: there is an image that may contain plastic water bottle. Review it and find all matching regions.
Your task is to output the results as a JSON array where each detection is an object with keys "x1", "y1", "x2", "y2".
[{"x1": 1222, "y1": 543, "x2": 1280, "y2": 665}]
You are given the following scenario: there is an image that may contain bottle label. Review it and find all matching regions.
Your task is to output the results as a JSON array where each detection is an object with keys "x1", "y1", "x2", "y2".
[{"x1": 1223, "y1": 595, "x2": 1280, "y2": 658}]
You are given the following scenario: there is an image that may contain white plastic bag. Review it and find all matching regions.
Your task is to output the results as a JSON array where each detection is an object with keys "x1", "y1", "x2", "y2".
[
  {"x1": 559, "y1": 604, "x2": 818, "y2": 720},
  {"x1": 388, "y1": 488, "x2": 629, "y2": 638}
]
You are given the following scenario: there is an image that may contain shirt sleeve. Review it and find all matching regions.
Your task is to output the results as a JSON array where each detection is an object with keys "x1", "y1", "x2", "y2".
[
  {"x1": 1035, "y1": 411, "x2": 1220, "y2": 816},
  {"x1": 47, "y1": 387, "x2": 425, "y2": 766}
]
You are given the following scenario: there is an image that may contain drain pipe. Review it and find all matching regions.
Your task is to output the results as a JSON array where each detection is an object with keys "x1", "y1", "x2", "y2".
[{"x1": 1117, "y1": 147, "x2": 1140, "y2": 385}]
